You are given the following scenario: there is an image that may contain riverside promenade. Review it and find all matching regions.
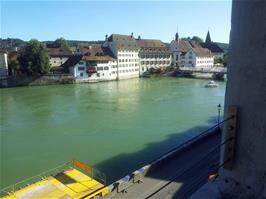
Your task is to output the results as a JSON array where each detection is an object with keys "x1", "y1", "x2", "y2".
[{"x1": 105, "y1": 129, "x2": 221, "y2": 199}]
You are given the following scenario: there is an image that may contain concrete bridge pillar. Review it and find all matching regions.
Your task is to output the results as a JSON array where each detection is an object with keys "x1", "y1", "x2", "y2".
[{"x1": 218, "y1": 0, "x2": 266, "y2": 199}]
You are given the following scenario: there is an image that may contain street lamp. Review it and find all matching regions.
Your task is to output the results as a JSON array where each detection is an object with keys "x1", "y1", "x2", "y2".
[{"x1": 218, "y1": 104, "x2": 221, "y2": 125}]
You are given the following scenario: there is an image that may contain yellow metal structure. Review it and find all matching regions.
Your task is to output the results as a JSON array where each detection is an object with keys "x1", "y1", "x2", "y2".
[{"x1": 1, "y1": 161, "x2": 108, "y2": 199}]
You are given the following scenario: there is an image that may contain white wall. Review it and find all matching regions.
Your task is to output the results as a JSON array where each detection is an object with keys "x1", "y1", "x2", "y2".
[
  {"x1": 117, "y1": 50, "x2": 139, "y2": 79},
  {"x1": 72, "y1": 60, "x2": 118, "y2": 82},
  {"x1": 50, "y1": 57, "x2": 69, "y2": 67},
  {"x1": 170, "y1": 40, "x2": 179, "y2": 67},
  {"x1": 0, "y1": 53, "x2": 8, "y2": 78},
  {"x1": 180, "y1": 49, "x2": 214, "y2": 69},
  {"x1": 139, "y1": 52, "x2": 171, "y2": 75}
]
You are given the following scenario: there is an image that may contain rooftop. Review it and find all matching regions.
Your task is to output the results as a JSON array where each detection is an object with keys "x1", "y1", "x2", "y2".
[
  {"x1": 107, "y1": 34, "x2": 139, "y2": 50},
  {"x1": 46, "y1": 45, "x2": 73, "y2": 57},
  {"x1": 78, "y1": 44, "x2": 116, "y2": 61}
]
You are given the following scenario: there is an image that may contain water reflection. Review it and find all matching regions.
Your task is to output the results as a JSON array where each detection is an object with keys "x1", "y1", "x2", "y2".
[{"x1": 0, "y1": 78, "x2": 225, "y2": 188}]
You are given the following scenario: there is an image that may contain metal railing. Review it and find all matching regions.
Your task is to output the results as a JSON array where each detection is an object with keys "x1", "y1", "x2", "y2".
[{"x1": 144, "y1": 115, "x2": 236, "y2": 198}]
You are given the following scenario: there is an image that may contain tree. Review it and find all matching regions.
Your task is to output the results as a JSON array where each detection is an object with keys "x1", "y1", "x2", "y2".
[
  {"x1": 54, "y1": 37, "x2": 70, "y2": 49},
  {"x1": 214, "y1": 57, "x2": 224, "y2": 64},
  {"x1": 8, "y1": 59, "x2": 20, "y2": 76},
  {"x1": 191, "y1": 36, "x2": 203, "y2": 44},
  {"x1": 18, "y1": 39, "x2": 50, "y2": 75}
]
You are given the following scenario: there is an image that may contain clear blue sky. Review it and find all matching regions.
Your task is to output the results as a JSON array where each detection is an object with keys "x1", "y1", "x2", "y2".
[{"x1": 1, "y1": 1, "x2": 232, "y2": 43}]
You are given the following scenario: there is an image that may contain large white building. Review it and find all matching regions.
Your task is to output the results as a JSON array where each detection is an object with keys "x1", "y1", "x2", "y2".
[
  {"x1": 170, "y1": 33, "x2": 214, "y2": 69},
  {"x1": 180, "y1": 48, "x2": 214, "y2": 69},
  {"x1": 103, "y1": 34, "x2": 140, "y2": 80},
  {"x1": 136, "y1": 38, "x2": 172, "y2": 75},
  {"x1": 64, "y1": 44, "x2": 117, "y2": 82}
]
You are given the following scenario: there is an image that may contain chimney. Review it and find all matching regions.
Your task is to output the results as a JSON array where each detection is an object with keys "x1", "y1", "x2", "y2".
[
  {"x1": 105, "y1": 34, "x2": 108, "y2": 41},
  {"x1": 131, "y1": 32, "x2": 134, "y2": 38},
  {"x1": 138, "y1": 35, "x2": 141, "y2": 40}
]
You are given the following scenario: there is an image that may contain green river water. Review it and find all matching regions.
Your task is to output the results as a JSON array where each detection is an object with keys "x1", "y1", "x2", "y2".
[{"x1": 0, "y1": 77, "x2": 225, "y2": 188}]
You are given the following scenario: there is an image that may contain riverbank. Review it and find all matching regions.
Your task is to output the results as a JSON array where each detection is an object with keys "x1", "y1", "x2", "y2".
[
  {"x1": 0, "y1": 74, "x2": 75, "y2": 88},
  {"x1": 0, "y1": 67, "x2": 225, "y2": 88}
]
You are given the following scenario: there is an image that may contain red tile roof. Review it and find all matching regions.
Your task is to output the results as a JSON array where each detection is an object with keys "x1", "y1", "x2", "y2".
[{"x1": 78, "y1": 44, "x2": 115, "y2": 61}]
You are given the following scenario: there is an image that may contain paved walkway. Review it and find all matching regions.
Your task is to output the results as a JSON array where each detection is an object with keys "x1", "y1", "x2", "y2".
[{"x1": 107, "y1": 132, "x2": 221, "y2": 199}]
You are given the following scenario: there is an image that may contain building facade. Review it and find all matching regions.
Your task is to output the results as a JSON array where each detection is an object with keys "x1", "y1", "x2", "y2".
[
  {"x1": 65, "y1": 44, "x2": 117, "y2": 82},
  {"x1": 180, "y1": 48, "x2": 214, "y2": 69},
  {"x1": 137, "y1": 38, "x2": 171, "y2": 75},
  {"x1": 170, "y1": 33, "x2": 214, "y2": 69},
  {"x1": 46, "y1": 44, "x2": 73, "y2": 67},
  {"x1": 103, "y1": 34, "x2": 140, "y2": 80}
]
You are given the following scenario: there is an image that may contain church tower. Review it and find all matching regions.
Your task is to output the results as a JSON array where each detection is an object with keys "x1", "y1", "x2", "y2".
[
  {"x1": 205, "y1": 30, "x2": 212, "y2": 43},
  {"x1": 175, "y1": 32, "x2": 179, "y2": 42}
]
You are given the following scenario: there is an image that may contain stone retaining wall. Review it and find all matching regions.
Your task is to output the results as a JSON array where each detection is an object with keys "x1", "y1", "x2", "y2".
[{"x1": 0, "y1": 75, "x2": 75, "y2": 88}]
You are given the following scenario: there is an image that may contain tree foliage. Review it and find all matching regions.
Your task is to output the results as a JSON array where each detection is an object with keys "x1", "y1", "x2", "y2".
[
  {"x1": 8, "y1": 59, "x2": 20, "y2": 76},
  {"x1": 54, "y1": 37, "x2": 70, "y2": 49},
  {"x1": 17, "y1": 39, "x2": 50, "y2": 75},
  {"x1": 191, "y1": 36, "x2": 203, "y2": 44},
  {"x1": 214, "y1": 58, "x2": 224, "y2": 64}
]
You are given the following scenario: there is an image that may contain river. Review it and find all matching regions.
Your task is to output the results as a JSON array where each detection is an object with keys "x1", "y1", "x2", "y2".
[{"x1": 0, "y1": 77, "x2": 225, "y2": 188}]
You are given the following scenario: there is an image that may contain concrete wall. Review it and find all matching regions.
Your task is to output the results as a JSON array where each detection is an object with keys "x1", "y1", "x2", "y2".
[
  {"x1": 219, "y1": 1, "x2": 266, "y2": 199},
  {"x1": 0, "y1": 75, "x2": 74, "y2": 88}
]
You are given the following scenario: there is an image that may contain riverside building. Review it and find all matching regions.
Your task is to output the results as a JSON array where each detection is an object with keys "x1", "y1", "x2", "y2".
[
  {"x1": 103, "y1": 34, "x2": 140, "y2": 80},
  {"x1": 46, "y1": 44, "x2": 73, "y2": 67},
  {"x1": 64, "y1": 44, "x2": 117, "y2": 82},
  {"x1": 136, "y1": 38, "x2": 172, "y2": 75},
  {"x1": 170, "y1": 32, "x2": 214, "y2": 69}
]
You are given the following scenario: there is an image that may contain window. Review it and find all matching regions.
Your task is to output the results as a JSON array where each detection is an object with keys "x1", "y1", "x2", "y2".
[
  {"x1": 78, "y1": 66, "x2": 85, "y2": 71},
  {"x1": 97, "y1": 67, "x2": 103, "y2": 71},
  {"x1": 189, "y1": 56, "x2": 192, "y2": 59},
  {"x1": 80, "y1": 72, "x2": 83, "y2": 77},
  {"x1": 104, "y1": 67, "x2": 109, "y2": 70},
  {"x1": 97, "y1": 73, "x2": 100, "y2": 77},
  {"x1": 79, "y1": 61, "x2": 84, "y2": 65}
]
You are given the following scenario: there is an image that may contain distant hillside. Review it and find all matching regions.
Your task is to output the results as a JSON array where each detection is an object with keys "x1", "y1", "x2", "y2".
[
  {"x1": 0, "y1": 38, "x2": 26, "y2": 48},
  {"x1": 216, "y1": 42, "x2": 229, "y2": 53},
  {"x1": 43, "y1": 40, "x2": 104, "y2": 47},
  {"x1": 0, "y1": 38, "x2": 104, "y2": 48}
]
